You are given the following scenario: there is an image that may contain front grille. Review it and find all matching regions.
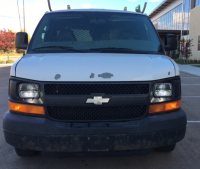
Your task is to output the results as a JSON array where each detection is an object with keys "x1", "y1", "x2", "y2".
[
  {"x1": 44, "y1": 84, "x2": 149, "y2": 95},
  {"x1": 47, "y1": 105, "x2": 147, "y2": 121}
]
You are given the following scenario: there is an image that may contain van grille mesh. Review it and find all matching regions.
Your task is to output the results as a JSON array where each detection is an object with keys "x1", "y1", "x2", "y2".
[
  {"x1": 44, "y1": 84, "x2": 149, "y2": 95},
  {"x1": 47, "y1": 105, "x2": 147, "y2": 121}
]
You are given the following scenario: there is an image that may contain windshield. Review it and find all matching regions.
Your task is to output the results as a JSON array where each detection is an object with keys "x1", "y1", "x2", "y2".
[{"x1": 28, "y1": 11, "x2": 163, "y2": 54}]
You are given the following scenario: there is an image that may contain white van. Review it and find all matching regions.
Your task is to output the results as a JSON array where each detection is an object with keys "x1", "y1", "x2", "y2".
[{"x1": 3, "y1": 9, "x2": 186, "y2": 157}]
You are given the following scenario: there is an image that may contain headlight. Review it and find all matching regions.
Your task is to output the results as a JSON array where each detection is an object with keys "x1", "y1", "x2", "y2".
[
  {"x1": 19, "y1": 84, "x2": 39, "y2": 98},
  {"x1": 154, "y1": 83, "x2": 172, "y2": 97}
]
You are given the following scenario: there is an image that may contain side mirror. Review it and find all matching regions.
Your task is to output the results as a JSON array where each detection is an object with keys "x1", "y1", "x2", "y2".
[
  {"x1": 15, "y1": 32, "x2": 28, "y2": 49},
  {"x1": 164, "y1": 34, "x2": 177, "y2": 51}
]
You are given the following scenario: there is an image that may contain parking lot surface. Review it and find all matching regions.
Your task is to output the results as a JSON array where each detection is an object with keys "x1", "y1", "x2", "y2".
[{"x1": 0, "y1": 66, "x2": 200, "y2": 169}]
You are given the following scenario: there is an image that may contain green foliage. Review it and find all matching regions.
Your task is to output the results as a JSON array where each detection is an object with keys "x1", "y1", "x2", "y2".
[
  {"x1": 16, "y1": 49, "x2": 25, "y2": 54},
  {"x1": 0, "y1": 60, "x2": 6, "y2": 64},
  {"x1": 192, "y1": 65, "x2": 200, "y2": 68},
  {"x1": 6, "y1": 60, "x2": 14, "y2": 64},
  {"x1": 171, "y1": 51, "x2": 179, "y2": 59},
  {"x1": 9, "y1": 49, "x2": 14, "y2": 53},
  {"x1": 175, "y1": 58, "x2": 200, "y2": 64},
  {"x1": 175, "y1": 54, "x2": 179, "y2": 59},
  {"x1": 135, "y1": 5, "x2": 142, "y2": 13},
  {"x1": 0, "y1": 50, "x2": 4, "y2": 54}
]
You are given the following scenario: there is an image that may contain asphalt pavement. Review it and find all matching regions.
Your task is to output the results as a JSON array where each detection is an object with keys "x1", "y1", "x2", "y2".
[
  {"x1": 0, "y1": 66, "x2": 200, "y2": 169},
  {"x1": 179, "y1": 64, "x2": 200, "y2": 77}
]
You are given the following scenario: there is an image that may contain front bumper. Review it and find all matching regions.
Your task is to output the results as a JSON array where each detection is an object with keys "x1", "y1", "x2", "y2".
[{"x1": 3, "y1": 109, "x2": 187, "y2": 152}]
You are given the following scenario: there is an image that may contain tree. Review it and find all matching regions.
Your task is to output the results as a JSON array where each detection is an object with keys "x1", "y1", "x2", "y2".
[
  {"x1": 135, "y1": 5, "x2": 142, "y2": 13},
  {"x1": 0, "y1": 29, "x2": 15, "y2": 61},
  {"x1": 184, "y1": 39, "x2": 194, "y2": 60},
  {"x1": 178, "y1": 38, "x2": 194, "y2": 63}
]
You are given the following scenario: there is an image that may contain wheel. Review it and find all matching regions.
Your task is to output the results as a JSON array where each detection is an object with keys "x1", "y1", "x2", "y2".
[
  {"x1": 154, "y1": 144, "x2": 176, "y2": 152},
  {"x1": 15, "y1": 148, "x2": 41, "y2": 157}
]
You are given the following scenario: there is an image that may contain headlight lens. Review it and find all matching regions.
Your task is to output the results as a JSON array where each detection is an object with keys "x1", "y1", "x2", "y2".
[
  {"x1": 19, "y1": 84, "x2": 39, "y2": 98},
  {"x1": 154, "y1": 83, "x2": 172, "y2": 97}
]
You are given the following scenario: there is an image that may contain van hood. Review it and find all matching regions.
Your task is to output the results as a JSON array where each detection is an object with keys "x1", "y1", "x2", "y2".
[{"x1": 14, "y1": 53, "x2": 178, "y2": 81}]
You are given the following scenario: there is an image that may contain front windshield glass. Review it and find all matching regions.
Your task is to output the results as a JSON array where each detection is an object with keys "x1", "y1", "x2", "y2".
[{"x1": 28, "y1": 11, "x2": 163, "y2": 54}]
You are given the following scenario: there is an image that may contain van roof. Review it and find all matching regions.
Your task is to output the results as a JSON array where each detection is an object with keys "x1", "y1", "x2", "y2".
[{"x1": 46, "y1": 9, "x2": 146, "y2": 16}]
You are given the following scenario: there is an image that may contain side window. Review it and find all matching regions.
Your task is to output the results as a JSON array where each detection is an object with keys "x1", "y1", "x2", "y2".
[{"x1": 198, "y1": 36, "x2": 200, "y2": 51}]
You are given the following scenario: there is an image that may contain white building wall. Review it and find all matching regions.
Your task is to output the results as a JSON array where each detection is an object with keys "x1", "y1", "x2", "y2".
[
  {"x1": 151, "y1": 0, "x2": 183, "y2": 22},
  {"x1": 189, "y1": 5, "x2": 200, "y2": 60}
]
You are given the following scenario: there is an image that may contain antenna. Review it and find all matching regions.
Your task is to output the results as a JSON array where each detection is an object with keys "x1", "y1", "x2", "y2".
[
  {"x1": 47, "y1": 0, "x2": 52, "y2": 11},
  {"x1": 142, "y1": 2, "x2": 147, "y2": 14},
  {"x1": 124, "y1": 7, "x2": 127, "y2": 11}
]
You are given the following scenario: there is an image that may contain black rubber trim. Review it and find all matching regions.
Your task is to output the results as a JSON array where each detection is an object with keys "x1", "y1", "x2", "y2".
[
  {"x1": 3, "y1": 109, "x2": 187, "y2": 135},
  {"x1": 4, "y1": 126, "x2": 186, "y2": 152}
]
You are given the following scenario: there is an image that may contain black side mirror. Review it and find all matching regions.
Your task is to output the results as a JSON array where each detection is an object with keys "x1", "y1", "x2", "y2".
[
  {"x1": 15, "y1": 32, "x2": 28, "y2": 49},
  {"x1": 164, "y1": 34, "x2": 177, "y2": 51}
]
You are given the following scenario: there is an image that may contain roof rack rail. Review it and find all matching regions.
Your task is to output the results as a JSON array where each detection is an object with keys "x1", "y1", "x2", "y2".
[
  {"x1": 67, "y1": 5, "x2": 71, "y2": 9},
  {"x1": 47, "y1": 0, "x2": 52, "y2": 11}
]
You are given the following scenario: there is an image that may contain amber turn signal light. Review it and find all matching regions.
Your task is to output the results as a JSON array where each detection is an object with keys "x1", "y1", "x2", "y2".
[
  {"x1": 149, "y1": 100, "x2": 181, "y2": 114},
  {"x1": 9, "y1": 101, "x2": 45, "y2": 115}
]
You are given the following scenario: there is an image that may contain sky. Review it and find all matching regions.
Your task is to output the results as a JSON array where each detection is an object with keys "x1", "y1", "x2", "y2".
[{"x1": 0, "y1": 0, "x2": 164, "y2": 36}]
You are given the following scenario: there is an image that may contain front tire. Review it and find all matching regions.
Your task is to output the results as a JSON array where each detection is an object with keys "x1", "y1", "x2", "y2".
[
  {"x1": 15, "y1": 148, "x2": 41, "y2": 157},
  {"x1": 154, "y1": 144, "x2": 176, "y2": 152}
]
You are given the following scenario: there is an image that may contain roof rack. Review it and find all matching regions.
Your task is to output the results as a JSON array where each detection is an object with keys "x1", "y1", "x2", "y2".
[
  {"x1": 67, "y1": 5, "x2": 71, "y2": 10},
  {"x1": 124, "y1": 2, "x2": 147, "y2": 13}
]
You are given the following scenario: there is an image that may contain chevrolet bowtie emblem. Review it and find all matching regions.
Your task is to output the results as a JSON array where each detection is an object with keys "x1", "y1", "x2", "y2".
[{"x1": 86, "y1": 96, "x2": 110, "y2": 105}]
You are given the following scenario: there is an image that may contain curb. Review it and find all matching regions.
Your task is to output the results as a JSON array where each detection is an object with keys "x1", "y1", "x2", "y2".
[
  {"x1": 178, "y1": 64, "x2": 200, "y2": 77},
  {"x1": 180, "y1": 71, "x2": 200, "y2": 77},
  {"x1": 0, "y1": 64, "x2": 13, "y2": 66}
]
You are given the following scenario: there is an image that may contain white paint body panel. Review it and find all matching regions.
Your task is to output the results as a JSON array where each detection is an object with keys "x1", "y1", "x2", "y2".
[
  {"x1": 10, "y1": 58, "x2": 22, "y2": 76},
  {"x1": 168, "y1": 58, "x2": 180, "y2": 76},
  {"x1": 15, "y1": 53, "x2": 178, "y2": 82}
]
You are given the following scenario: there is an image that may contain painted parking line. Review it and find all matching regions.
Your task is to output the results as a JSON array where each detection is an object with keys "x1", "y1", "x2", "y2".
[
  {"x1": 187, "y1": 121, "x2": 200, "y2": 123},
  {"x1": 181, "y1": 84, "x2": 200, "y2": 85},
  {"x1": 182, "y1": 96, "x2": 200, "y2": 98},
  {"x1": 181, "y1": 77, "x2": 200, "y2": 78}
]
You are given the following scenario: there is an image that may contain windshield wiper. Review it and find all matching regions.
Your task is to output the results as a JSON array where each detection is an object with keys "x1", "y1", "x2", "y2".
[
  {"x1": 33, "y1": 46, "x2": 86, "y2": 52},
  {"x1": 33, "y1": 46, "x2": 73, "y2": 50},
  {"x1": 89, "y1": 47, "x2": 133, "y2": 51},
  {"x1": 89, "y1": 47, "x2": 151, "y2": 54}
]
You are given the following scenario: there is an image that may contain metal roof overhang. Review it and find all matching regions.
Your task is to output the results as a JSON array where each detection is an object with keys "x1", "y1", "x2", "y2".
[
  {"x1": 148, "y1": 0, "x2": 174, "y2": 19},
  {"x1": 157, "y1": 30, "x2": 181, "y2": 36}
]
